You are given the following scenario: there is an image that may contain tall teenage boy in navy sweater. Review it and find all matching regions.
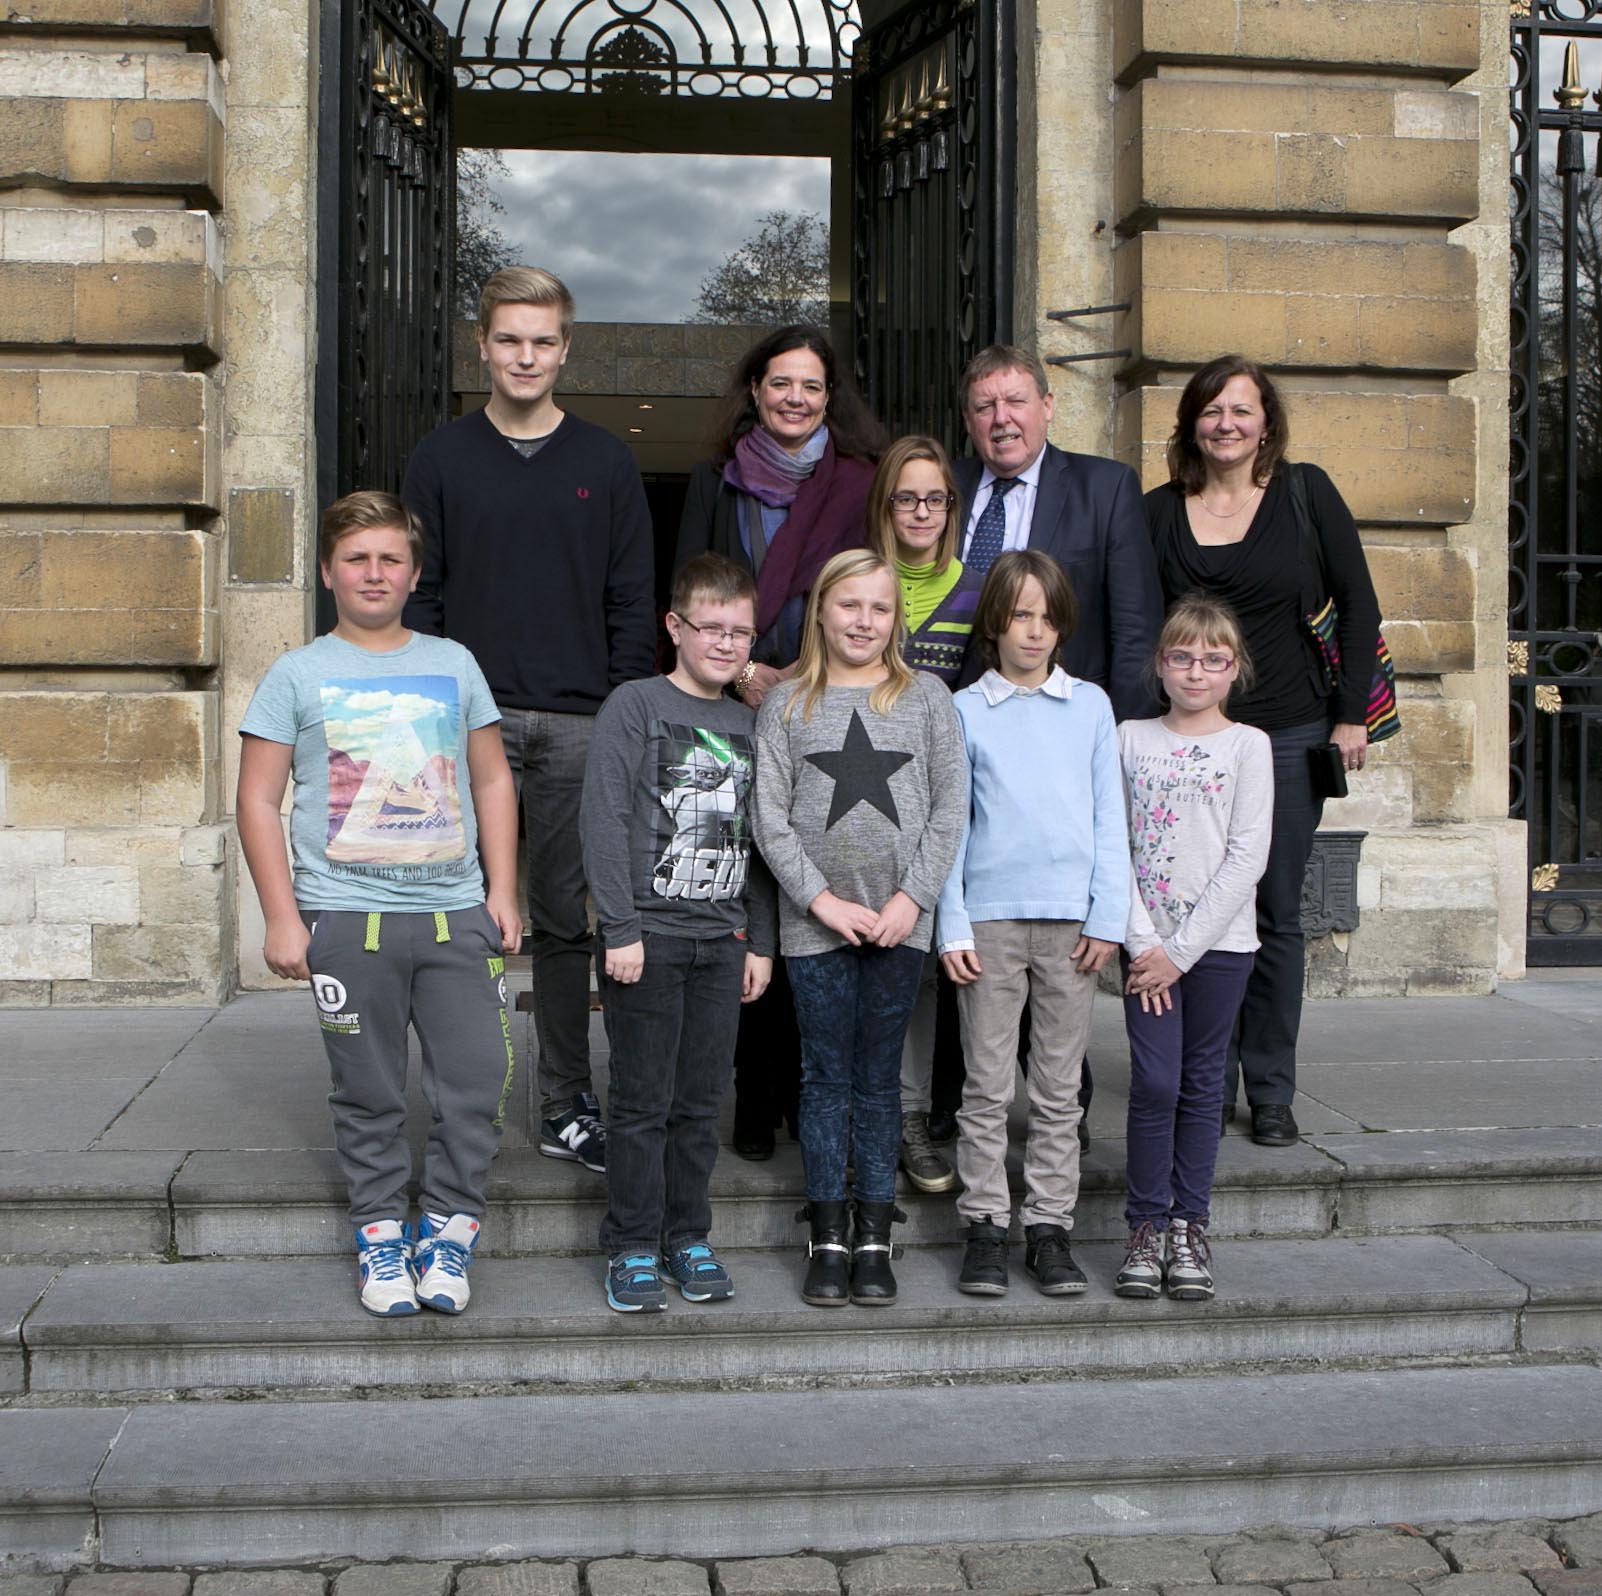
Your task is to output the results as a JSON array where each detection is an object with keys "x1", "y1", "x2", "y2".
[
  {"x1": 403, "y1": 267, "x2": 656, "y2": 1176},
  {"x1": 937, "y1": 550, "x2": 1129, "y2": 1298}
]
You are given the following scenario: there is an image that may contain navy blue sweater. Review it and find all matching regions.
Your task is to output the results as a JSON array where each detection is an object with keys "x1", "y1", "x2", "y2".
[{"x1": 402, "y1": 409, "x2": 656, "y2": 714}]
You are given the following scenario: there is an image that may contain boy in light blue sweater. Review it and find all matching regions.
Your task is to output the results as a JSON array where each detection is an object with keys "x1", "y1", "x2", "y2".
[{"x1": 937, "y1": 551, "x2": 1129, "y2": 1297}]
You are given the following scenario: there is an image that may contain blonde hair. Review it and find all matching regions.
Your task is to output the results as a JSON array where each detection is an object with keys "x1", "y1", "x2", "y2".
[
  {"x1": 318, "y1": 489, "x2": 424, "y2": 568},
  {"x1": 477, "y1": 265, "x2": 575, "y2": 338},
  {"x1": 785, "y1": 549, "x2": 916, "y2": 721},
  {"x1": 867, "y1": 435, "x2": 961, "y2": 574},
  {"x1": 1157, "y1": 591, "x2": 1255, "y2": 696}
]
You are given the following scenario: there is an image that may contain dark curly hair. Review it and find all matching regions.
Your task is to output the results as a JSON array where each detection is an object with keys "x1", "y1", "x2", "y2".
[{"x1": 710, "y1": 325, "x2": 887, "y2": 463}]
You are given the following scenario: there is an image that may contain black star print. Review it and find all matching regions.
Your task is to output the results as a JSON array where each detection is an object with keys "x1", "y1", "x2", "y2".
[{"x1": 805, "y1": 709, "x2": 914, "y2": 830}]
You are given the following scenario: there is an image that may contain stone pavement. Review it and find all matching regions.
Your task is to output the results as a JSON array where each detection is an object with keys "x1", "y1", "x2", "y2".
[
  {"x1": 6, "y1": 1514, "x2": 1602, "y2": 1596},
  {"x1": 5, "y1": 971, "x2": 1602, "y2": 1157}
]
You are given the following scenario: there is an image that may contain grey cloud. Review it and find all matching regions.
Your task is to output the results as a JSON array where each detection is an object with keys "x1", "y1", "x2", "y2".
[{"x1": 483, "y1": 150, "x2": 829, "y2": 322}]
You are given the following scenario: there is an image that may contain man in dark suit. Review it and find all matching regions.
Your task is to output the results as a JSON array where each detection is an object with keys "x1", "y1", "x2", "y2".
[
  {"x1": 936, "y1": 345, "x2": 1165, "y2": 1148},
  {"x1": 953, "y1": 346, "x2": 1162, "y2": 719}
]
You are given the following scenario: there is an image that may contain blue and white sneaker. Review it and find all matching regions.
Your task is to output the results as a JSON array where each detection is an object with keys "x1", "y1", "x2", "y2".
[
  {"x1": 664, "y1": 1240, "x2": 734, "y2": 1302},
  {"x1": 605, "y1": 1251, "x2": 667, "y2": 1313},
  {"x1": 413, "y1": 1211, "x2": 481, "y2": 1314},
  {"x1": 356, "y1": 1219, "x2": 418, "y2": 1317}
]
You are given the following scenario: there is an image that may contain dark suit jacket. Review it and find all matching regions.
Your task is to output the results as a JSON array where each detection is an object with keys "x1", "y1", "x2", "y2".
[{"x1": 955, "y1": 444, "x2": 1164, "y2": 721}]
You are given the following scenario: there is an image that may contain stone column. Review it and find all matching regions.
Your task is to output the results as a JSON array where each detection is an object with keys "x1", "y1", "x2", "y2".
[
  {"x1": 1099, "y1": 0, "x2": 1517, "y2": 993},
  {"x1": 0, "y1": 0, "x2": 322, "y2": 1001}
]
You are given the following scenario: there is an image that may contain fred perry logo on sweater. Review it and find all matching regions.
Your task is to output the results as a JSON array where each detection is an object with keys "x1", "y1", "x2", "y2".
[{"x1": 576, "y1": 486, "x2": 590, "y2": 499}]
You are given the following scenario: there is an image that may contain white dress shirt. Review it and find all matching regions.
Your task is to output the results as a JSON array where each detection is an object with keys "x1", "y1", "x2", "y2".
[{"x1": 959, "y1": 447, "x2": 1047, "y2": 565}]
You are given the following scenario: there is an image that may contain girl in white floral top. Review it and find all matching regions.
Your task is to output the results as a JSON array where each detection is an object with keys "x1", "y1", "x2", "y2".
[{"x1": 1116, "y1": 594, "x2": 1272, "y2": 1304}]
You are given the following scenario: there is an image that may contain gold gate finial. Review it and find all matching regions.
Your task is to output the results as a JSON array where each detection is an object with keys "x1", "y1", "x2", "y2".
[{"x1": 1557, "y1": 40, "x2": 1587, "y2": 109}]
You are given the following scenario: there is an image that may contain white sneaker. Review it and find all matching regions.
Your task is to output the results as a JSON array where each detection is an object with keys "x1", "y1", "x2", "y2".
[
  {"x1": 1115, "y1": 1220, "x2": 1166, "y2": 1299},
  {"x1": 1167, "y1": 1217, "x2": 1215, "y2": 1301},
  {"x1": 355, "y1": 1219, "x2": 418, "y2": 1317},
  {"x1": 414, "y1": 1211, "x2": 481, "y2": 1313}
]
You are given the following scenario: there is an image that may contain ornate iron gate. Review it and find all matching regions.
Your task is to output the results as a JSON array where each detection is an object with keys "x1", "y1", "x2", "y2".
[
  {"x1": 851, "y1": 0, "x2": 1014, "y2": 455},
  {"x1": 1510, "y1": 2, "x2": 1602, "y2": 963},
  {"x1": 334, "y1": 0, "x2": 455, "y2": 498}
]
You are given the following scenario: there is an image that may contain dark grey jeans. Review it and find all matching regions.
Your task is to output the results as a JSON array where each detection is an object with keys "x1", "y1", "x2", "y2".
[
  {"x1": 499, "y1": 706, "x2": 595, "y2": 1117},
  {"x1": 303, "y1": 907, "x2": 516, "y2": 1225},
  {"x1": 596, "y1": 928, "x2": 746, "y2": 1255}
]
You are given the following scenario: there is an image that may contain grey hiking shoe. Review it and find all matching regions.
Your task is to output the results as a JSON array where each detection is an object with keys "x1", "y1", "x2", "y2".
[
  {"x1": 900, "y1": 1111, "x2": 956, "y2": 1193},
  {"x1": 1166, "y1": 1218, "x2": 1215, "y2": 1301}
]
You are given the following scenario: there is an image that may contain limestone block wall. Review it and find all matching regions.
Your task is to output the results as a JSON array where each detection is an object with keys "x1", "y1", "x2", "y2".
[
  {"x1": 1095, "y1": 0, "x2": 1519, "y2": 994},
  {"x1": 0, "y1": 0, "x2": 318, "y2": 1001}
]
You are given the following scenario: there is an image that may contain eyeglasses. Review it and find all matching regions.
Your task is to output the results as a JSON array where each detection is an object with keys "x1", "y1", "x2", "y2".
[
  {"x1": 889, "y1": 492, "x2": 952, "y2": 514},
  {"x1": 1162, "y1": 650, "x2": 1235, "y2": 673},
  {"x1": 674, "y1": 616, "x2": 757, "y2": 649}
]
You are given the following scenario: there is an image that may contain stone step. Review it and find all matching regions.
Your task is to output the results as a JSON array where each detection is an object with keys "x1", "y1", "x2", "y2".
[
  {"x1": 6, "y1": 1126, "x2": 1599, "y2": 1263},
  {"x1": 8, "y1": 1363, "x2": 1602, "y2": 1569},
  {"x1": 14, "y1": 1229, "x2": 1594, "y2": 1398}
]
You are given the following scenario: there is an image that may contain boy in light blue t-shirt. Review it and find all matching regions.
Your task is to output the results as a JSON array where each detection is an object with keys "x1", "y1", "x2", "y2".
[{"x1": 237, "y1": 490, "x2": 521, "y2": 1318}]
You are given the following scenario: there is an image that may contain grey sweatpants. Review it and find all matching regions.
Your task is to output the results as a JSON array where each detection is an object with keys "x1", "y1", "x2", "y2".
[{"x1": 303, "y1": 907, "x2": 516, "y2": 1225}]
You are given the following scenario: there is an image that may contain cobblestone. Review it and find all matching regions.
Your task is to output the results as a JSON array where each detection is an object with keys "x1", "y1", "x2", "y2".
[
  {"x1": 840, "y1": 1553, "x2": 966, "y2": 1596},
  {"x1": 1322, "y1": 1535, "x2": 1450, "y2": 1582},
  {"x1": 191, "y1": 1578, "x2": 325, "y2": 1596},
  {"x1": 1554, "y1": 1517, "x2": 1602, "y2": 1570},
  {"x1": 714, "y1": 1558, "x2": 841, "y2": 1596},
  {"x1": 0, "y1": 1579, "x2": 66, "y2": 1596},
  {"x1": 455, "y1": 1566, "x2": 580, "y2": 1596},
  {"x1": 587, "y1": 1563, "x2": 710, "y2": 1596},
  {"x1": 331, "y1": 1569, "x2": 451, "y2": 1596},
  {"x1": 1087, "y1": 1537, "x2": 1220, "y2": 1588},
  {"x1": 1417, "y1": 1578, "x2": 1542, "y2": 1596},
  {"x1": 1286, "y1": 1579, "x2": 1420, "y2": 1596},
  {"x1": 1528, "y1": 1573, "x2": 1602, "y2": 1596},
  {"x1": 960, "y1": 1543, "x2": 1096, "y2": 1595},
  {"x1": 1438, "y1": 1533, "x2": 1564, "y2": 1575},
  {"x1": 1212, "y1": 1541, "x2": 1332, "y2": 1585}
]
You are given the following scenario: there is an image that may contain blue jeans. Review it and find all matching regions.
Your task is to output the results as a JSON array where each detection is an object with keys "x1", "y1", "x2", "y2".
[
  {"x1": 499, "y1": 707, "x2": 594, "y2": 1115},
  {"x1": 786, "y1": 943, "x2": 924, "y2": 1203},
  {"x1": 1124, "y1": 949, "x2": 1255, "y2": 1226},
  {"x1": 597, "y1": 930, "x2": 745, "y2": 1255}
]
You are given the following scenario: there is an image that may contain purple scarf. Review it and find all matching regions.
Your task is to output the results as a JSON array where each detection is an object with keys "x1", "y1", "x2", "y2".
[{"x1": 724, "y1": 429, "x2": 874, "y2": 638}]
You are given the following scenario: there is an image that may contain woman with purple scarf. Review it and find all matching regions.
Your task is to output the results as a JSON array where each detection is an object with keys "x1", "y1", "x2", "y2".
[{"x1": 675, "y1": 325, "x2": 887, "y2": 1159}]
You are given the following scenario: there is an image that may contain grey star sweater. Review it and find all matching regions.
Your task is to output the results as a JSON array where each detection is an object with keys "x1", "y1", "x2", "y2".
[{"x1": 753, "y1": 672, "x2": 968, "y2": 957}]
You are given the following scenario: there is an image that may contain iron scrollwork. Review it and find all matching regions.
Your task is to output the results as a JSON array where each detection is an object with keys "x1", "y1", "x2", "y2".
[
  {"x1": 429, "y1": 0, "x2": 859, "y2": 101},
  {"x1": 851, "y1": 0, "x2": 1013, "y2": 455},
  {"x1": 338, "y1": 0, "x2": 454, "y2": 503},
  {"x1": 1509, "y1": 0, "x2": 1602, "y2": 961}
]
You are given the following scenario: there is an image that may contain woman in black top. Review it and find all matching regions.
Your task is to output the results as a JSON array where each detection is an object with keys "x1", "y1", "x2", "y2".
[{"x1": 1144, "y1": 355, "x2": 1381, "y2": 1148}]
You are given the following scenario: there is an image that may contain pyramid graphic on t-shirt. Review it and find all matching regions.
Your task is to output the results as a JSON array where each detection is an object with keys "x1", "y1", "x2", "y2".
[{"x1": 322, "y1": 676, "x2": 466, "y2": 867}]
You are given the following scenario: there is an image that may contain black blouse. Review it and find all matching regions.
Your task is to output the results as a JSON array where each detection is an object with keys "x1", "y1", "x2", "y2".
[{"x1": 1143, "y1": 464, "x2": 1382, "y2": 733}]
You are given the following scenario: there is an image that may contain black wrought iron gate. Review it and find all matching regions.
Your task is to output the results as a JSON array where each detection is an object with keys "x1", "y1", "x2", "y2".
[
  {"x1": 1510, "y1": 2, "x2": 1602, "y2": 963},
  {"x1": 329, "y1": 0, "x2": 455, "y2": 501},
  {"x1": 851, "y1": 0, "x2": 1014, "y2": 456}
]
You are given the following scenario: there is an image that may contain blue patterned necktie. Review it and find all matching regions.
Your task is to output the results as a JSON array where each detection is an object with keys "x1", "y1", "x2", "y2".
[{"x1": 965, "y1": 476, "x2": 1019, "y2": 577}]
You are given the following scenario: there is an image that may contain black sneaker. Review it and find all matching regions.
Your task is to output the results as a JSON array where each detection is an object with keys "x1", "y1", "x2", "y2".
[
  {"x1": 1024, "y1": 1223, "x2": 1088, "y2": 1295},
  {"x1": 926, "y1": 1107, "x2": 958, "y2": 1145},
  {"x1": 541, "y1": 1091, "x2": 606, "y2": 1172},
  {"x1": 957, "y1": 1218, "x2": 1010, "y2": 1296}
]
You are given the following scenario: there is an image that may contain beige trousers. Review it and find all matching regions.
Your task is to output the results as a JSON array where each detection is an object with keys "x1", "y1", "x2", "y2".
[{"x1": 954, "y1": 918, "x2": 1094, "y2": 1230}]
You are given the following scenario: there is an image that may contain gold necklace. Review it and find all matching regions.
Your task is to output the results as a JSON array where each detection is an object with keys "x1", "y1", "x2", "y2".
[{"x1": 1197, "y1": 482, "x2": 1263, "y2": 519}]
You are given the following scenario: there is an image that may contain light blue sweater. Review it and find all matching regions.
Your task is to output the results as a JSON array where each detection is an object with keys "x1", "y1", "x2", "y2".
[{"x1": 936, "y1": 667, "x2": 1130, "y2": 948}]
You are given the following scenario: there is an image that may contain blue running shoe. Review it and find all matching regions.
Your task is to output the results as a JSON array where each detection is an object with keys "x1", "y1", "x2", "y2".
[
  {"x1": 664, "y1": 1240, "x2": 734, "y2": 1301},
  {"x1": 355, "y1": 1219, "x2": 418, "y2": 1317},
  {"x1": 606, "y1": 1252, "x2": 667, "y2": 1313},
  {"x1": 414, "y1": 1211, "x2": 480, "y2": 1314}
]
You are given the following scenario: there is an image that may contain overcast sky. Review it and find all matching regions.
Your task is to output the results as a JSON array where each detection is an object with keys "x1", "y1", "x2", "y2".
[{"x1": 473, "y1": 149, "x2": 831, "y2": 323}]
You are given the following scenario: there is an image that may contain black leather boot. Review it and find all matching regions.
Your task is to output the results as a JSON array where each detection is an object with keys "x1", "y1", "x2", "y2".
[
  {"x1": 798, "y1": 1202, "x2": 851, "y2": 1307},
  {"x1": 850, "y1": 1199, "x2": 904, "y2": 1306}
]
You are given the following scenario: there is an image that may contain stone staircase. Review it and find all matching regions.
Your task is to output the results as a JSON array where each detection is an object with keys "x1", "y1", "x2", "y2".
[{"x1": 4, "y1": 1120, "x2": 1602, "y2": 1572}]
